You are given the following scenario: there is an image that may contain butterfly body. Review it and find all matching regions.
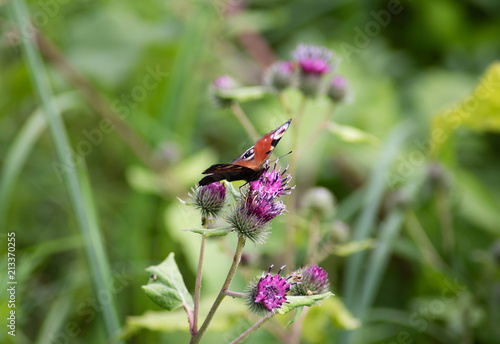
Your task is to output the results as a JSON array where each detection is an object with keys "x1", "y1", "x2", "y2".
[{"x1": 199, "y1": 119, "x2": 291, "y2": 186}]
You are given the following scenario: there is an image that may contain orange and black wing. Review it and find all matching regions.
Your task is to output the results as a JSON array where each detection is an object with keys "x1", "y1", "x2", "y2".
[
  {"x1": 199, "y1": 164, "x2": 261, "y2": 186},
  {"x1": 231, "y1": 119, "x2": 292, "y2": 169},
  {"x1": 198, "y1": 119, "x2": 292, "y2": 185}
]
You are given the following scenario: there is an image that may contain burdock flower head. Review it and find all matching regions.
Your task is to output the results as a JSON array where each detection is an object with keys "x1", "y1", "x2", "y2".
[
  {"x1": 289, "y1": 265, "x2": 330, "y2": 296},
  {"x1": 292, "y1": 44, "x2": 335, "y2": 97},
  {"x1": 188, "y1": 182, "x2": 227, "y2": 219},
  {"x1": 210, "y1": 75, "x2": 238, "y2": 107},
  {"x1": 327, "y1": 75, "x2": 349, "y2": 103},
  {"x1": 264, "y1": 61, "x2": 296, "y2": 92},
  {"x1": 246, "y1": 265, "x2": 291, "y2": 314},
  {"x1": 226, "y1": 163, "x2": 293, "y2": 244}
]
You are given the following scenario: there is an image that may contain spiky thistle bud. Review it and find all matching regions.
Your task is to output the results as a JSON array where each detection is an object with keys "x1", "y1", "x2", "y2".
[
  {"x1": 327, "y1": 75, "x2": 349, "y2": 102},
  {"x1": 188, "y1": 182, "x2": 227, "y2": 219},
  {"x1": 264, "y1": 61, "x2": 296, "y2": 92},
  {"x1": 245, "y1": 265, "x2": 290, "y2": 315},
  {"x1": 302, "y1": 187, "x2": 336, "y2": 218},
  {"x1": 289, "y1": 265, "x2": 330, "y2": 296}
]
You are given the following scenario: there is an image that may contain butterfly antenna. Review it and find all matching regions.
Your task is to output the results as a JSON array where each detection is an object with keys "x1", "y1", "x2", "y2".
[{"x1": 268, "y1": 151, "x2": 292, "y2": 165}]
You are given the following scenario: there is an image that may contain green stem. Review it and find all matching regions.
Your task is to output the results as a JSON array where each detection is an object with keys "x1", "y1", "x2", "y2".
[
  {"x1": 296, "y1": 102, "x2": 335, "y2": 160},
  {"x1": 229, "y1": 313, "x2": 274, "y2": 344},
  {"x1": 191, "y1": 235, "x2": 246, "y2": 344},
  {"x1": 192, "y1": 217, "x2": 208, "y2": 335},
  {"x1": 290, "y1": 308, "x2": 309, "y2": 344},
  {"x1": 306, "y1": 212, "x2": 321, "y2": 265},
  {"x1": 285, "y1": 95, "x2": 308, "y2": 269},
  {"x1": 231, "y1": 102, "x2": 260, "y2": 141},
  {"x1": 223, "y1": 290, "x2": 246, "y2": 298},
  {"x1": 279, "y1": 92, "x2": 292, "y2": 117}
]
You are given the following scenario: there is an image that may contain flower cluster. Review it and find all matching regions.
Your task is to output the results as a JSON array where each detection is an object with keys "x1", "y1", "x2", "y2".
[
  {"x1": 289, "y1": 265, "x2": 330, "y2": 296},
  {"x1": 188, "y1": 182, "x2": 227, "y2": 220},
  {"x1": 226, "y1": 164, "x2": 293, "y2": 244},
  {"x1": 246, "y1": 265, "x2": 291, "y2": 314},
  {"x1": 211, "y1": 43, "x2": 349, "y2": 101}
]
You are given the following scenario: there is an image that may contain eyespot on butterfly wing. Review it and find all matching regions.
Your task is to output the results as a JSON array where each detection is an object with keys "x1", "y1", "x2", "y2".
[{"x1": 199, "y1": 119, "x2": 292, "y2": 186}]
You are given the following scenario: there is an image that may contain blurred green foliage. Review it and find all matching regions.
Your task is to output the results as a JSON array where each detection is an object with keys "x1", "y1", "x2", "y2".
[{"x1": 1, "y1": 0, "x2": 500, "y2": 343}]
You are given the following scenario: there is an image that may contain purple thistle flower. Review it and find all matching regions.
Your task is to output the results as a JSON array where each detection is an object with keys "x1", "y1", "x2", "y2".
[
  {"x1": 289, "y1": 265, "x2": 330, "y2": 296},
  {"x1": 246, "y1": 265, "x2": 291, "y2": 314},
  {"x1": 226, "y1": 163, "x2": 294, "y2": 244},
  {"x1": 188, "y1": 182, "x2": 227, "y2": 219},
  {"x1": 263, "y1": 61, "x2": 296, "y2": 91},
  {"x1": 327, "y1": 75, "x2": 348, "y2": 102},
  {"x1": 292, "y1": 44, "x2": 334, "y2": 76},
  {"x1": 292, "y1": 44, "x2": 335, "y2": 97}
]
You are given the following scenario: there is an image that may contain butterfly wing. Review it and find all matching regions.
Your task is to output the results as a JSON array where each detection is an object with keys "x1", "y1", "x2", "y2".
[
  {"x1": 199, "y1": 164, "x2": 261, "y2": 186},
  {"x1": 231, "y1": 119, "x2": 292, "y2": 169},
  {"x1": 198, "y1": 119, "x2": 292, "y2": 185}
]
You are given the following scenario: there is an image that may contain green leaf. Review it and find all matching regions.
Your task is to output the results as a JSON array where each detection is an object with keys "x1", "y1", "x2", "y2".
[
  {"x1": 320, "y1": 297, "x2": 360, "y2": 330},
  {"x1": 278, "y1": 292, "x2": 333, "y2": 315},
  {"x1": 215, "y1": 86, "x2": 270, "y2": 102},
  {"x1": 142, "y1": 253, "x2": 194, "y2": 311},
  {"x1": 182, "y1": 227, "x2": 232, "y2": 237},
  {"x1": 332, "y1": 239, "x2": 376, "y2": 257},
  {"x1": 432, "y1": 61, "x2": 500, "y2": 156},
  {"x1": 326, "y1": 122, "x2": 380, "y2": 145}
]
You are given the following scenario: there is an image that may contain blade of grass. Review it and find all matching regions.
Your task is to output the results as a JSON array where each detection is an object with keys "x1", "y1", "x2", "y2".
[
  {"x1": 357, "y1": 209, "x2": 404, "y2": 317},
  {"x1": 8, "y1": 1, "x2": 122, "y2": 341},
  {"x1": 0, "y1": 92, "x2": 79, "y2": 229},
  {"x1": 356, "y1": 173, "x2": 426, "y2": 320},
  {"x1": 35, "y1": 292, "x2": 74, "y2": 344},
  {"x1": 342, "y1": 121, "x2": 413, "y2": 309}
]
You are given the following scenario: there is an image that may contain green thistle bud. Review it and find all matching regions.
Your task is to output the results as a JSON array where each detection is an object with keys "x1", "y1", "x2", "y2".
[
  {"x1": 264, "y1": 61, "x2": 296, "y2": 92},
  {"x1": 188, "y1": 182, "x2": 227, "y2": 219}
]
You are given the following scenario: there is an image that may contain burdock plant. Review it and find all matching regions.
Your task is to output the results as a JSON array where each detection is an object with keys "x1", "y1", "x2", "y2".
[
  {"x1": 143, "y1": 159, "x2": 332, "y2": 343},
  {"x1": 142, "y1": 42, "x2": 345, "y2": 343}
]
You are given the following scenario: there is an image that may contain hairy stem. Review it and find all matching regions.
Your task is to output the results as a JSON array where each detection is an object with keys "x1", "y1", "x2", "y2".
[
  {"x1": 279, "y1": 92, "x2": 292, "y2": 117},
  {"x1": 229, "y1": 313, "x2": 274, "y2": 344},
  {"x1": 231, "y1": 102, "x2": 260, "y2": 141},
  {"x1": 285, "y1": 95, "x2": 307, "y2": 269},
  {"x1": 296, "y1": 102, "x2": 335, "y2": 160},
  {"x1": 223, "y1": 290, "x2": 246, "y2": 298},
  {"x1": 192, "y1": 216, "x2": 208, "y2": 335},
  {"x1": 191, "y1": 235, "x2": 246, "y2": 344},
  {"x1": 306, "y1": 212, "x2": 321, "y2": 265}
]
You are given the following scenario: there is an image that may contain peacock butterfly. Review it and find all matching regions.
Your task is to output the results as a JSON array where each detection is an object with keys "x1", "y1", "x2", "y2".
[{"x1": 199, "y1": 119, "x2": 291, "y2": 186}]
